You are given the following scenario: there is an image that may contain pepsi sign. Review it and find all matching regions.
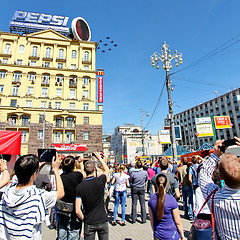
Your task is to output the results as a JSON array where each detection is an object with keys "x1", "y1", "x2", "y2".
[{"x1": 71, "y1": 17, "x2": 91, "y2": 41}]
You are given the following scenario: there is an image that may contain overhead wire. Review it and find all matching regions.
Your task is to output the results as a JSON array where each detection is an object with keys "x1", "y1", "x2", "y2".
[
  {"x1": 171, "y1": 33, "x2": 240, "y2": 75},
  {"x1": 144, "y1": 79, "x2": 166, "y2": 130}
]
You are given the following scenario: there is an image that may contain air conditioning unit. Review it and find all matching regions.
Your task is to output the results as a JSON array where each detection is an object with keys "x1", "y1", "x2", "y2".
[
  {"x1": 82, "y1": 95, "x2": 86, "y2": 99},
  {"x1": 31, "y1": 80, "x2": 35, "y2": 84},
  {"x1": 82, "y1": 84, "x2": 86, "y2": 88}
]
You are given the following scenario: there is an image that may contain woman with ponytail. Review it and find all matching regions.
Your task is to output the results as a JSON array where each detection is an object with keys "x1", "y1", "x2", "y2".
[
  {"x1": 148, "y1": 174, "x2": 184, "y2": 240},
  {"x1": 111, "y1": 164, "x2": 130, "y2": 226}
]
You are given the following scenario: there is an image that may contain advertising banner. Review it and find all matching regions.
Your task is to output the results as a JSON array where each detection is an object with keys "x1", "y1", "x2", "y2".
[
  {"x1": 98, "y1": 76, "x2": 104, "y2": 103},
  {"x1": 195, "y1": 117, "x2": 211, "y2": 125},
  {"x1": 214, "y1": 116, "x2": 232, "y2": 129},
  {"x1": 0, "y1": 131, "x2": 21, "y2": 155},
  {"x1": 158, "y1": 134, "x2": 171, "y2": 144},
  {"x1": 51, "y1": 144, "x2": 87, "y2": 152},
  {"x1": 196, "y1": 124, "x2": 214, "y2": 137}
]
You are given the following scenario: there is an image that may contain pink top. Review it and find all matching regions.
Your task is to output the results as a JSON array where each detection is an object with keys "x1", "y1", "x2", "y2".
[{"x1": 147, "y1": 168, "x2": 156, "y2": 180}]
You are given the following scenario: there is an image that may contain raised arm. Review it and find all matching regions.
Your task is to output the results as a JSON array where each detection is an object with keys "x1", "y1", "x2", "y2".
[
  {"x1": 0, "y1": 159, "x2": 10, "y2": 188},
  {"x1": 93, "y1": 152, "x2": 109, "y2": 177},
  {"x1": 52, "y1": 155, "x2": 64, "y2": 200}
]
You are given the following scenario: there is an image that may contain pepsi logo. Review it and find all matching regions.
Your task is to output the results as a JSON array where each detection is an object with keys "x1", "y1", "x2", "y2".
[{"x1": 71, "y1": 17, "x2": 91, "y2": 41}]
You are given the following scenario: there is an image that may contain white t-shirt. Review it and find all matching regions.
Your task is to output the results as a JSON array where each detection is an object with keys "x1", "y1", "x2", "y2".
[{"x1": 113, "y1": 172, "x2": 129, "y2": 192}]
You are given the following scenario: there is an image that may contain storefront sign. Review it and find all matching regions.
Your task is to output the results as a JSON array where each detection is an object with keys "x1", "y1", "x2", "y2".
[
  {"x1": 51, "y1": 144, "x2": 87, "y2": 152},
  {"x1": 214, "y1": 116, "x2": 232, "y2": 129},
  {"x1": 98, "y1": 77, "x2": 104, "y2": 103}
]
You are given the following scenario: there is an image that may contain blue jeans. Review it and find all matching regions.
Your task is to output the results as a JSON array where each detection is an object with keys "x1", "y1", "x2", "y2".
[
  {"x1": 84, "y1": 221, "x2": 109, "y2": 240},
  {"x1": 113, "y1": 190, "x2": 127, "y2": 222},
  {"x1": 182, "y1": 185, "x2": 193, "y2": 219},
  {"x1": 147, "y1": 180, "x2": 153, "y2": 196},
  {"x1": 58, "y1": 215, "x2": 82, "y2": 240}
]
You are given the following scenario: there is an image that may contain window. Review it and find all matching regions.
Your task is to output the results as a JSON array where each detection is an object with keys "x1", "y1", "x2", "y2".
[
  {"x1": 38, "y1": 130, "x2": 43, "y2": 140},
  {"x1": 84, "y1": 51, "x2": 89, "y2": 61},
  {"x1": 56, "y1": 117, "x2": 62, "y2": 127},
  {"x1": 29, "y1": 61, "x2": 36, "y2": 66},
  {"x1": 71, "y1": 64, "x2": 76, "y2": 69},
  {"x1": 83, "y1": 116, "x2": 89, "y2": 125},
  {"x1": 69, "y1": 89, "x2": 76, "y2": 99},
  {"x1": 4, "y1": 43, "x2": 11, "y2": 54},
  {"x1": 58, "y1": 63, "x2": 63, "y2": 69},
  {"x1": 83, "y1": 90, "x2": 89, "y2": 98},
  {"x1": 45, "y1": 47, "x2": 51, "y2": 58},
  {"x1": 84, "y1": 65, "x2": 89, "y2": 70},
  {"x1": 42, "y1": 74, "x2": 49, "y2": 84},
  {"x1": 19, "y1": 45, "x2": 25, "y2": 53},
  {"x1": 83, "y1": 77, "x2": 89, "y2": 85},
  {"x1": 2, "y1": 58, "x2": 8, "y2": 64},
  {"x1": 58, "y1": 49, "x2": 64, "y2": 59},
  {"x1": 56, "y1": 88, "x2": 62, "y2": 97},
  {"x1": 13, "y1": 72, "x2": 21, "y2": 82},
  {"x1": 72, "y1": 50, "x2": 77, "y2": 59},
  {"x1": 39, "y1": 115, "x2": 44, "y2": 123},
  {"x1": 25, "y1": 100, "x2": 32, "y2": 107},
  {"x1": 16, "y1": 60, "x2": 23, "y2": 65},
  {"x1": 0, "y1": 85, "x2": 4, "y2": 93},
  {"x1": 41, "y1": 88, "x2": 48, "y2": 97},
  {"x1": 12, "y1": 86, "x2": 19, "y2": 96},
  {"x1": 21, "y1": 131, "x2": 27, "y2": 143},
  {"x1": 83, "y1": 132, "x2": 89, "y2": 140},
  {"x1": 43, "y1": 62, "x2": 50, "y2": 68},
  {"x1": 10, "y1": 99, "x2": 17, "y2": 107},
  {"x1": 55, "y1": 102, "x2": 61, "y2": 109},
  {"x1": 56, "y1": 75, "x2": 63, "y2": 84},
  {"x1": 66, "y1": 117, "x2": 74, "y2": 127},
  {"x1": 0, "y1": 71, "x2": 6, "y2": 78},
  {"x1": 69, "y1": 102, "x2": 75, "y2": 109},
  {"x1": 40, "y1": 101, "x2": 47, "y2": 108},
  {"x1": 54, "y1": 131, "x2": 61, "y2": 143},
  {"x1": 83, "y1": 103, "x2": 89, "y2": 110},
  {"x1": 28, "y1": 73, "x2": 36, "y2": 81},
  {"x1": 32, "y1": 46, "x2": 38, "y2": 57},
  {"x1": 66, "y1": 132, "x2": 73, "y2": 143},
  {"x1": 22, "y1": 116, "x2": 29, "y2": 126}
]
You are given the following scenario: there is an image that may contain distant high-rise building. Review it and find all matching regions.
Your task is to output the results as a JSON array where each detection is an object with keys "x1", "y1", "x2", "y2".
[{"x1": 170, "y1": 88, "x2": 240, "y2": 150}]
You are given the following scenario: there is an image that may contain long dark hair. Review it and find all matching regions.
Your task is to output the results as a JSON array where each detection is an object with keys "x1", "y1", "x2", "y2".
[{"x1": 155, "y1": 174, "x2": 167, "y2": 220}]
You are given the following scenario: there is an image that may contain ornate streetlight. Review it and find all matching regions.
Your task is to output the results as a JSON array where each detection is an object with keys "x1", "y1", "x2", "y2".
[{"x1": 150, "y1": 41, "x2": 183, "y2": 161}]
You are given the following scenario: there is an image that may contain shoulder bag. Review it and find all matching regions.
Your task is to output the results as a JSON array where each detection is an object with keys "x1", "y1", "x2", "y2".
[{"x1": 188, "y1": 188, "x2": 218, "y2": 240}]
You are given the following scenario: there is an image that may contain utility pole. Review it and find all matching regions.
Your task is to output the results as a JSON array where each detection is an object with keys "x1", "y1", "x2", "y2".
[{"x1": 150, "y1": 42, "x2": 183, "y2": 160}]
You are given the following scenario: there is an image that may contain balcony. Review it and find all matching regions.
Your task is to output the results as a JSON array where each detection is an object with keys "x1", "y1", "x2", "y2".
[
  {"x1": 43, "y1": 55, "x2": 53, "y2": 61},
  {"x1": 0, "y1": 51, "x2": 12, "y2": 58},
  {"x1": 56, "y1": 57, "x2": 66, "y2": 63},
  {"x1": 41, "y1": 80, "x2": 49, "y2": 86},
  {"x1": 82, "y1": 59, "x2": 92, "y2": 64},
  {"x1": 29, "y1": 55, "x2": 40, "y2": 60}
]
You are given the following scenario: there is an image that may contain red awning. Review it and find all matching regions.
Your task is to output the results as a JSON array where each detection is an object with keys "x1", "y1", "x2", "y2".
[
  {"x1": 51, "y1": 144, "x2": 87, "y2": 152},
  {"x1": 0, "y1": 131, "x2": 21, "y2": 155}
]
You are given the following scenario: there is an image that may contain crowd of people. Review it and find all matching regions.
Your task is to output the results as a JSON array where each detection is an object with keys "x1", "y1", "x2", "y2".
[{"x1": 0, "y1": 137, "x2": 239, "y2": 240}]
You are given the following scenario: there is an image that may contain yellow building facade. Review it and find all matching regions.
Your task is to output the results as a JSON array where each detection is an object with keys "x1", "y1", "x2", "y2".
[{"x1": 0, "y1": 29, "x2": 103, "y2": 155}]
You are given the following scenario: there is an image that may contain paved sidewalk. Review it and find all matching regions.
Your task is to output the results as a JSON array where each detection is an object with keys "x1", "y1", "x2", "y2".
[{"x1": 43, "y1": 194, "x2": 192, "y2": 240}]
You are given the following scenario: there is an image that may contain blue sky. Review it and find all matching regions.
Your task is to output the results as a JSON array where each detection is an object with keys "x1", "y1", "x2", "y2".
[{"x1": 1, "y1": 0, "x2": 240, "y2": 135}]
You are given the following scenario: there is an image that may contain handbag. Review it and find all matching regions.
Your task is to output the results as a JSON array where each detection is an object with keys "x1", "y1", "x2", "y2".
[
  {"x1": 56, "y1": 200, "x2": 74, "y2": 217},
  {"x1": 188, "y1": 188, "x2": 218, "y2": 240}
]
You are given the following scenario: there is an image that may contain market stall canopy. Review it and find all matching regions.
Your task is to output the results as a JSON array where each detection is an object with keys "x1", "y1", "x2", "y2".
[
  {"x1": 197, "y1": 142, "x2": 213, "y2": 151},
  {"x1": 163, "y1": 145, "x2": 191, "y2": 157}
]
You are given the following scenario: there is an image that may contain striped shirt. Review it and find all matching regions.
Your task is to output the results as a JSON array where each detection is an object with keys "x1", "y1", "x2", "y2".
[
  {"x1": 198, "y1": 153, "x2": 240, "y2": 240},
  {"x1": 0, "y1": 184, "x2": 57, "y2": 240}
]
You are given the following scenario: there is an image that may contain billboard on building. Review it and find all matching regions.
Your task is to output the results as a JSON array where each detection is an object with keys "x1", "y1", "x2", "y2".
[
  {"x1": 195, "y1": 117, "x2": 213, "y2": 137},
  {"x1": 97, "y1": 70, "x2": 104, "y2": 103},
  {"x1": 214, "y1": 116, "x2": 232, "y2": 129}
]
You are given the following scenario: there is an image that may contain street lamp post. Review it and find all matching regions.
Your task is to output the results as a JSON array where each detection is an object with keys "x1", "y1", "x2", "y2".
[
  {"x1": 150, "y1": 41, "x2": 183, "y2": 161},
  {"x1": 140, "y1": 109, "x2": 149, "y2": 156}
]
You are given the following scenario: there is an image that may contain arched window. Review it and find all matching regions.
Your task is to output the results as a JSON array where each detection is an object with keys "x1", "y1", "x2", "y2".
[
  {"x1": 45, "y1": 47, "x2": 51, "y2": 58},
  {"x1": 71, "y1": 50, "x2": 77, "y2": 59},
  {"x1": 4, "y1": 43, "x2": 11, "y2": 54},
  {"x1": 32, "y1": 46, "x2": 38, "y2": 57},
  {"x1": 84, "y1": 51, "x2": 89, "y2": 61},
  {"x1": 58, "y1": 49, "x2": 64, "y2": 59},
  {"x1": 18, "y1": 45, "x2": 25, "y2": 54}
]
